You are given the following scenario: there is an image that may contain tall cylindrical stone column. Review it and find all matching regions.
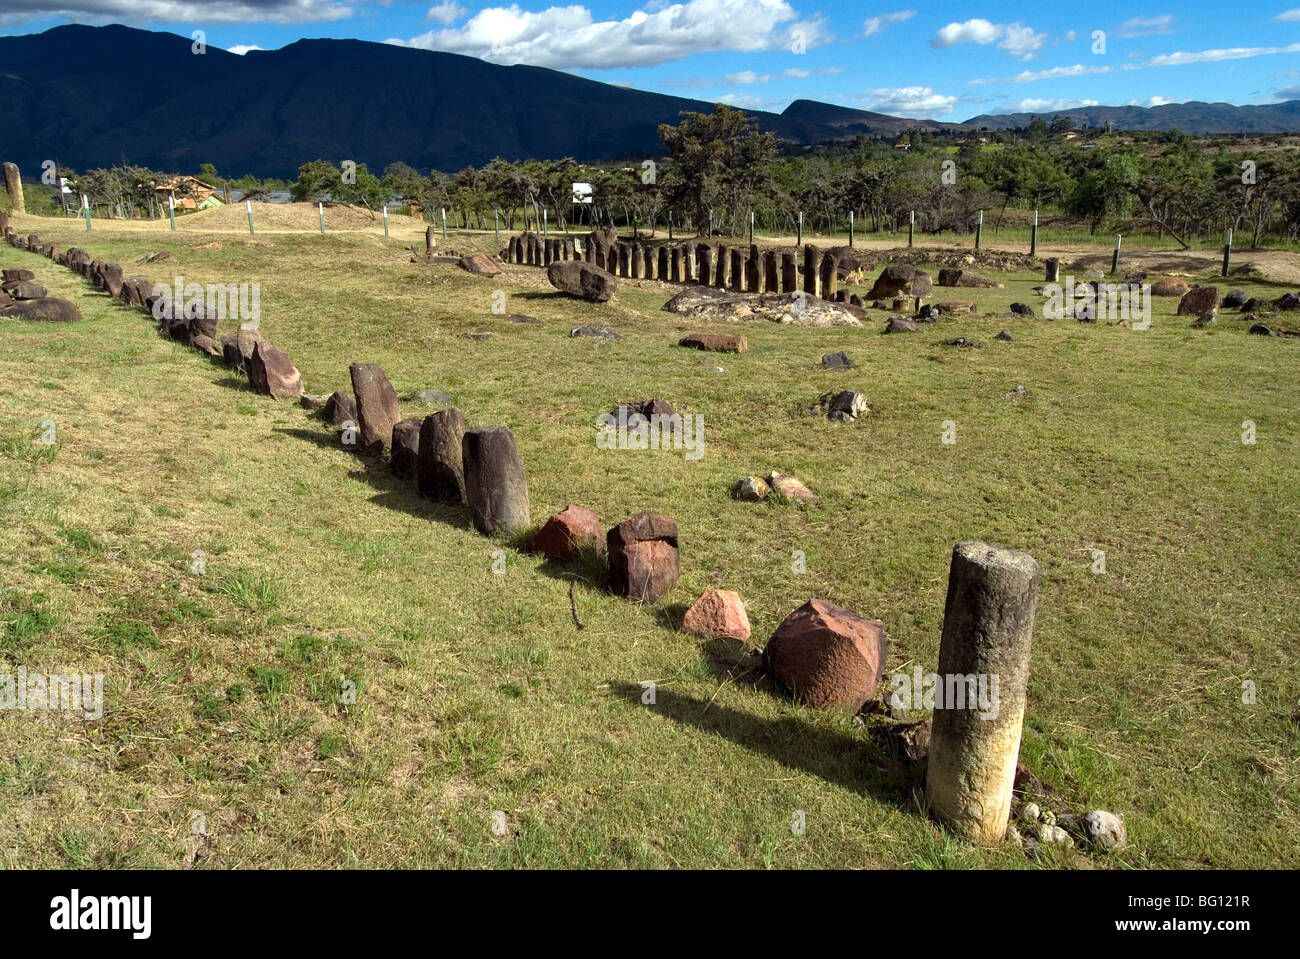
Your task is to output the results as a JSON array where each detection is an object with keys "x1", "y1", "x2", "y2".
[
  {"x1": 803, "y1": 244, "x2": 818, "y2": 297},
  {"x1": 462, "y1": 426, "x2": 530, "y2": 537},
  {"x1": 658, "y1": 246, "x2": 669, "y2": 280},
  {"x1": 820, "y1": 252, "x2": 837, "y2": 301},
  {"x1": 927, "y1": 542, "x2": 1040, "y2": 845},
  {"x1": 418, "y1": 408, "x2": 465, "y2": 502},
  {"x1": 696, "y1": 244, "x2": 712, "y2": 286},
  {"x1": 729, "y1": 249, "x2": 744, "y2": 291},
  {"x1": 763, "y1": 250, "x2": 778, "y2": 292},
  {"x1": 670, "y1": 246, "x2": 683, "y2": 283},
  {"x1": 1045, "y1": 258, "x2": 1060, "y2": 283},
  {"x1": 715, "y1": 245, "x2": 729, "y2": 288},
  {"x1": 781, "y1": 252, "x2": 798, "y2": 293}
]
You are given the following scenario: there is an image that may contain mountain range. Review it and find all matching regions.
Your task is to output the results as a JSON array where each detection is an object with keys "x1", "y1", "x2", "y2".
[{"x1": 0, "y1": 24, "x2": 1297, "y2": 179}]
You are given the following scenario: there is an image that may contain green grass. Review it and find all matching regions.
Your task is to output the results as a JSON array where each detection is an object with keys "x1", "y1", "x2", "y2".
[{"x1": 0, "y1": 213, "x2": 1296, "y2": 869}]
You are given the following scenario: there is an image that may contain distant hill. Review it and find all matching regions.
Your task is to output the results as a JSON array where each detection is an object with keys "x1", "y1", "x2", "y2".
[
  {"x1": 966, "y1": 100, "x2": 1300, "y2": 133},
  {"x1": 2, "y1": 24, "x2": 1298, "y2": 180},
  {"x1": 0, "y1": 24, "x2": 952, "y2": 179}
]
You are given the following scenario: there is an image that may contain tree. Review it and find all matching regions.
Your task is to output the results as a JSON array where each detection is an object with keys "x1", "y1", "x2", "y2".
[
  {"x1": 658, "y1": 104, "x2": 777, "y2": 232},
  {"x1": 291, "y1": 160, "x2": 342, "y2": 202}
]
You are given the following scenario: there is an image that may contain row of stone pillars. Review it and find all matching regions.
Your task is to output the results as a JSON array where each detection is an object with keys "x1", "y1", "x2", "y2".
[{"x1": 505, "y1": 234, "x2": 854, "y2": 301}]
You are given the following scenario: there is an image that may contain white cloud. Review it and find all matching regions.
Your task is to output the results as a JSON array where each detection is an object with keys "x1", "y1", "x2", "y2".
[
  {"x1": 782, "y1": 67, "x2": 811, "y2": 77},
  {"x1": 0, "y1": 0, "x2": 352, "y2": 25},
  {"x1": 426, "y1": 1, "x2": 467, "y2": 23},
  {"x1": 993, "y1": 97, "x2": 1100, "y2": 114},
  {"x1": 226, "y1": 44, "x2": 264, "y2": 54},
  {"x1": 817, "y1": 65, "x2": 843, "y2": 74},
  {"x1": 1142, "y1": 42, "x2": 1300, "y2": 67},
  {"x1": 717, "y1": 92, "x2": 784, "y2": 110},
  {"x1": 931, "y1": 18, "x2": 1046, "y2": 60},
  {"x1": 1275, "y1": 8, "x2": 1300, "y2": 20},
  {"x1": 862, "y1": 9, "x2": 914, "y2": 37},
  {"x1": 726, "y1": 70, "x2": 771, "y2": 84},
  {"x1": 967, "y1": 63, "x2": 1110, "y2": 85},
  {"x1": 1276, "y1": 85, "x2": 1300, "y2": 99},
  {"x1": 854, "y1": 85, "x2": 959, "y2": 118},
  {"x1": 390, "y1": 0, "x2": 830, "y2": 70},
  {"x1": 1116, "y1": 14, "x2": 1175, "y2": 38},
  {"x1": 1131, "y1": 95, "x2": 1172, "y2": 106}
]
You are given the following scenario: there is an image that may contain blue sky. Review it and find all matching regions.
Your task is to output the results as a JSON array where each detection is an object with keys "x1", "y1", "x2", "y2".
[{"x1": 2, "y1": 1, "x2": 1299, "y2": 121}]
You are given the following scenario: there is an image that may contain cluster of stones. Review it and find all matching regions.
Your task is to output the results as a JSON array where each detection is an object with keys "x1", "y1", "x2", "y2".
[{"x1": 0, "y1": 217, "x2": 83, "y2": 322}]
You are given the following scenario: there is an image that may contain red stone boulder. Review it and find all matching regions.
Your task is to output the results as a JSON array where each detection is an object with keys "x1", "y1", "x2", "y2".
[
  {"x1": 682, "y1": 588, "x2": 751, "y2": 641},
  {"x1": 530, "y1": 504, "x2": 603, "y2": 561},
  {"x1": 247, "y1": 341, "x2": 303, "y2": 400},
  {"x1": 607, "y1": 512, "x2": 679, "y2": 603},
  {"x1": 763, "y1": 599, "x2": 886, "y2": 711}
]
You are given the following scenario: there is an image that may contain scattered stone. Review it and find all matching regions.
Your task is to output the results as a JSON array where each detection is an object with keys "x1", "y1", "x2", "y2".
[
  {"x1": 1057, "y1": 810, "x2": 1127, "y2": 851},
  {"x1": 570, "y1": 325, "x2": 623, "y2": 339},
  {"x1": 935, "y1": 301, "x2": 976, "y2": 314},
  {"x1": 731, "y1": 476, "x2": 771, "y2": 501},
  {"x1": 884, "y1": 317, "x2": 919, "y2": 333},
  {"x1": 322, "y1": 391, "x2": 358, "y2": 426},
  {"x1": 945, "y1": 337, "x2": 983, "y2": 348},
  {"x1": 0, "y1": 298, "x2": 81, "y2": 323},
  {"x1": 1278, "y1": 292, "x2": 1300, "y2": 311},
  {"x1": 5, "y1": 280, "x2": 46, "y2": 299},
  {"x1": 349, "y1": 363, "x2": 401, "y2": 451},
  {"x1": 1036, "y1": 824, "x2": 1074, "y2": 849},
  {"x1": 996, "y1": 330, "x2": 1014, "y2": 341},
  {"x1": 1009, "y1": 302, "x2": 1034, "y2": 316},
  {"x1": 1248, "y1": 323, "x2": 1273, "y2": 336},
  {"x1": 606, "y1": 512, "x2": 680, "y2": 603},
  {"x1": 767, "y1": 472, "x2": 816, "y2": 502},
  {"x1": 417, "y1": 407, "x2": 466, "y2": 502},
  {"x1": 1192, "y1": 312, "x2": 1215, "y2": 328},
  {"x1": 682, "y1": 588, "x2": 751, "y2": 641},
  {"x1": 530, "y1": 504, "x2": 603, "y2": 561},
  {"x1": 410, "y1": 389, "x2": 453, "y2": 406},
  {"x1": 507, "y1": 314, "x2": 539, "y2": 324},
  {"x1": 299, "y1": 393, "x2": 329, "y2": 410},
  {"x1": 662, "y1": 287, "x2": 862, "y2": 327},
  {"x1": 462, "y1": 425, "x2": 531, "y2": 536},
  {"x1": 547, "y1": 260, "x2": 618, "y2": 302},
  {"x1": 763, "y1": 599, "x2": 886, "y2": 712},
  {"x1": 1, "y1": 268, "x2": 34, "y2": 281},
  {"x1": 191, "y1": 333, "x2": 221, "y2": 356},
  {"x1": 457, "y1": 252, "x2": 501, "y2": 277},
  {"x1": 1020, "y1": 802, "x2": 1041, "y2": 822},
  {"x1": 867, "y1": 264, "x2": 932, "y2": 299},
  {"x1": 1176, "y1": 285, "x2": 1221, "y2": 316},
  {"x1": 247, "y1": 341, "x2": 304, "y2": 400},
  {"x1": 937, "y1": 268, "x2": 1001, "y2": 288},
  {"x1": 679, "y1": 332, "x2": 747, "y2": 352},
  {"x1": 821, "y1": 350, "x2": 854, "y2": 370},
  {"x1": 824, "y1": 390, "x2": 869, "y2": 422},
  {"x1": 1222, "y1": 289, "x2": 1247, "y2": 308},
  {"x1": 1149, "y1": 278, "x2": 1188, "y2": 297},
  {"x1": 870, "y1": 717, "x2": 932, "y2": 762},
  {"x1": 390, "y1": 418, "x2": 421, "y2": 475}
]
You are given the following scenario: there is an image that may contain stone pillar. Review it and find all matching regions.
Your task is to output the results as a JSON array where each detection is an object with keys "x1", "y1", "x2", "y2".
[
  {"x1": 658, "y1": 246, "x2": 669, "y2": 280},
  {"x1": 418, "y1": 408, "x2": 465, "y2": 502},
  {"x1": 425, "y1": 225, "x2": 435, "y2": 253},
  {"x1": 926, "y1": 542, "x2": 1040, "y2": 845},
  {"x1": 630, "y1": 243, "x2": 643, "y2": 279},
  {"x1": 730, "y1": 249, "x2": 744, "y2": 291},
  {"x1": 781, "y1": 252, "x2": 798, "y2": 293},
  {"x1": 349, "y1": 363, "x2": 401, "y2": 452},
  {"x1": 462, "y1": 426, "x2": 531, "y2": 537},
  {"x1": 763, "y1": 250, "x2": 779, "y2": 293},
  {"x1": 803, "y1": 244, "x2": 819, "y2": 298},
  {"x1": 745, "y1": 255, "x2": 760, "y2": 293},
  {"x1": 1044, "y1": 258, "x2": 1060, "y2": 283},
  {"x1": 820, "y1": 252, "x2": 837, "y2": 301},
  {"x1": 715, "y1": 245, "x2": 729, "y2": 289},
  {"x1": 543, "y1": 239, "x2": 553, "y2": 266},
  {"x1": 613, "y1": 242, "x2": 625, "y2": 277},
  {"x1": 507, "y1": 236, "x2": 518, "y2": 263},
  {"x1": 696, "y1": 244, "x2": 712, "y2": 286},
  {"x1": 583, "y1": 238, "x2": 593, "y2": 263},
  {"x1": 645, "y1": 246, "x2": 657, "y2": 280},
  {"x1": 670, "y1": 246, "x2": 683, "y2": 283}
]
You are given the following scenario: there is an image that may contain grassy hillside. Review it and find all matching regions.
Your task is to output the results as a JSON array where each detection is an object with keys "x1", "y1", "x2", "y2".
[{"x1": 1, "y1": 215, "x2": 1297, "y2": 868}]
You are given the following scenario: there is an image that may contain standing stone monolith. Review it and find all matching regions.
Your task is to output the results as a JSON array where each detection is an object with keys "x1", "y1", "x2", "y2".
[
  {"x1": 763, "y1": 250, "x2": 779, "y2": 292},
  {"x1": 3, "y1": 163, "x2": 24, "y2": 214},
  {"x1": 630, "y1": 243, "x2": 643, "y2": 279},
  {"x1": 803, "y1": 244, "x2": 819, "y2": 297},
  {"x1": 349, "y1": 363, "x2": 401, "y2": 451},
  {"x1": 425, "y1": 225, "x2": 435, "y2": 253},
  {"x1": 745, "y1": 255, "x2": 760, "y2": 292},
  {"x1": 644, "y1": 245, "x2": 657, "y2": 280},
  {"x1": 820, "y1": 252, "x2": 838, "y2": 301},
  {"x1": 417, "y1": 407, "x2": 465, "y2": 502},
  {"x1": 926, "y1": 541, "x2": 1040, "y2": 845},
  {"x1": 781, "y1": 252, "x2": 798, "y2": 292},
  {"x1": 730, "y1": 249, "x2": 744, "y2": 291},
  {"x1": 658, "y1": 246, "x2": 669, "y2": 280},
  {"x1": 462, "y1": 426, "x2": 530, "y2": 536},
  {"x1": 670, "y1": 246, "x2": 682, "y2": 283},
  {"x1": 696, "y1": 244, "x2": 712, "y2": 286},
  {"x1": 715, "y1": 245, "x2": 729, "y2": 288},
  {"x1": 1045, "y1": 258, "x2": 1060, "y2": 283}
]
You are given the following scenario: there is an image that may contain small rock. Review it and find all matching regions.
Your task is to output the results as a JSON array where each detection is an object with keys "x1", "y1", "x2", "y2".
[
  {"x1": 1249, "y1": 323, "x2": 1273, "y2": 336},
  {"x1": 1036, "y1": 824, "x2": 1074, "y2": 849},
  {"x1": 1021, "y1": 802, "x2": 1041, "y2": 822},
  {"x1": 763, "y1": 599, "x2": 886, "y2": 712},
  {"x1": 825, "y1": 390, "x2": 870, "y2": 422},
  {"x1": 1058, "y1": 810, "x2": 1127, "y2": 851},
  {"x1": 821, "y1": 350, "x2": 855, "y2": 370},
  {"x1": 390, "y1": 418, "x2": 421, "y2": 476},
  {"x1": 529, "y1": 504, "x2": 603, "y2": 561},
  {"x1": 681, "y1": 588, "x2": 751, "y2": 641},
  {"x1": 767, "y1": 471, "x2": 816, "y2": 502},
  {"x1": 570, "y1": 325, "x2": 623, "y2": 340},
  {"x1": 323, "y1": 391, "x2": 358, "y2": 426},
  {"x1": 884, "y1": 317, "x2": 919, "y2": 334},
  {"x1": 731, "y1": 476, "x2": 771, "y2": 501},
  {"x1": 679, "y1": 332, "x2": 747, "y2": 352},
  {"x1": 1010, "y1": 302, "x2": 1034, "y2": 316},
  {"x1": 944, "y1": 337, "x2": 983, "y2": 348},
  {"x1": 606, "y1": 512, "x2": 679, "y2": 603},
  {"x1": 1192, "y1": 312, "x2": 1215, "y2": 328},
  {"x1": 996, "y1": 330, "x2": 1014, "y2": 341},
  {"x1": 1222, "y1": 289, "x2": 1247, "y2": 308}
]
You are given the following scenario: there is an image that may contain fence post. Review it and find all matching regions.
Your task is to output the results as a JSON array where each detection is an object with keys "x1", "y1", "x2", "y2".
[
  {"x1": 493, "y1": 210, "x2": 498, "y2": 244},
  {"x1": 908, "y1": 210, "x2": 914, "y2": 248},
  {"x1": 441, "y1": 207, "x2": 448, "y2": 241},
  {"x1": 1030, "y1": 209, "x2": 1038, "y2": 257},
  {"x1": 246, "y1": 200, "x2": 254, "y2": 235},
  {"x1": 797, "y1": 210, "x2": 803, "y2": 247},
  {"x1": 1222, "y1": 229, "x2": 1232, "y2": 278},
  {"x1": 849, "y1": 210, "x2": 854, "y2": 248},
  {"x1": 168, "y1": 195, "x2": 176, "y2": 231},
  {"x1": 83, "y1": 194, "x2": 91, "y2": 231},
  {"x1": 975, "y1": 210, "x2": 983, "y2": 250},
  {"x1": 383, "y1": 206, "x2": 390, "y2": 237},
  {"x1": 1111, "y1": 234, "x2": 1121, "y2": 275},
  {"x1": 319, "y1": 202, "x2": 325, "y2": 236}
]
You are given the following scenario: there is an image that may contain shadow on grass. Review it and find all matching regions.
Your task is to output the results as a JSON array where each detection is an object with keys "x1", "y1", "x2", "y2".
[
  {"x1": 607, "y1": 680, "x2": 913, "y2": 806},
  {"x1": 273, "y1": 426, "x2": 473, "y2": 531}
]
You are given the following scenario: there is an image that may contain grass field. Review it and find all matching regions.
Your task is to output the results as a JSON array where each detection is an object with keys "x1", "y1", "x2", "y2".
[{"x1": 1, "y1": 211, "x2": 1297, "y2": 869}]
